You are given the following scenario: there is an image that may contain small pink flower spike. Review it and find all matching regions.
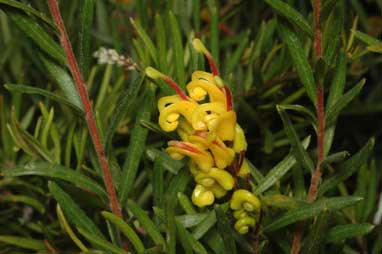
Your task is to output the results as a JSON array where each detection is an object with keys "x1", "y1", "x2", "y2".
[{"x1": 145, "y1": 67, "x2": 189, "y2": 100}]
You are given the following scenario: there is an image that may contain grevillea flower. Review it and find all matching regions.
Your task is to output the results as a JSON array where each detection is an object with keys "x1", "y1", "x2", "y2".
[{"x1": 145, "y1": 38, "x2": 261, "y2": 234}]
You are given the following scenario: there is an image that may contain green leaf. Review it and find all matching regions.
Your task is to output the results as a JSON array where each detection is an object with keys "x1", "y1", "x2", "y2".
[
  {"x1": 101, "y1": 211, "x2": 145, "y2": 253},
  {"x1": 146, "y1": 148, "x2": 185, "y2": 174},
  {"x1": 0, "y1": 235, "x2": 46, "y2": 250},
  {"x1": 192, "y1": 210, "x2": 216, "y2": 240},
  {"x1": 0, "y1": 194, "x2": 45, "y2": 213},
  {"x1": 2, "y1": 161, "x2": 108, "y2": 200},
  {"x1": 175, "y1": 219, "x2": 208, "y2": 254},
  {"x1": 255, "y1": 136, "x2": 310, "y2": 194},
  {"x1": 318, "y1": 138, "x2": 375, "y2": 196},
  {"x1": 48, "y1": 181, "x2": 105, "y2": 239},
  {"x1": 278, "y1": 22, "x2": 316, "y2": 104},
  {"x1": 277, "y1": 106, "x2": 314, "y2": 172},
  {"x1": 327, "y1": 223, "x2": 374, "y2": 243},
  {"x1": 353, "y1": 30, "x2": 380, "y2": 46},
  {"x1": 301, "y1": 212, "x2": 330, "y2": 254},
  {"x1": 264, "y1": 196, "x2": 363, "y2": 232},
  {"x1": 4, "y1": 84, "x2": 82, "y2": 114},
  {"x1": 130, "y1": 18, "x2": 158, "y2": 65},
  {"x1": 77, "y1": 228, "x2": 125, "y2": 254},
  {"x1": 152, "y1": 157, "x2": 164, "y2": 208},
  {"x1": 104, "y1": 75, "x2": 143, "y2": 152},
  {"x1": 169, "y1": 11, "x2": 186, "y2": 89},
  {"x1": 215, "y1": 206, "x2": 237, "y2": 254},
  {"x1": 278, "y1": 104, "x2": 317, "y2": 128},
  {"x1": 41, "y1": 56, "x2": 83, "y2": 110},
  {"x1": 322, "y1": 2, "x2": 343, "y2": 65},
  {"x1": 119, "y1": 87, "x2": 154, "y2": 204},
  {"x1": 9, "y1": 11, "x2": 66, "y2": 64},
  {"x1": 0, "y1": 0, "x2": 55, "y2": 28},
  {"x1": 176, "y1": 213, "x2": 209, "y2": 228},
  {"x1": 266, "y1": 0, "x2": 313, "y2": 36},
  {"x1": 225, "y1": 31, "x2": 249, "y2": 76},
  {"x1": 326, "y1": 79, "x2": 365, "y2": 127},
  {"x1": 321, "y1": 151, "x2": 349, "y2": 168},
  {"x1": 155, "y1": 13, "x2": 168, "y2": 73},
  {"x1": 127, "y1": 199, "x2": 166, "y2": 247},
  {"x1": 208, "y1": 0, "x2": 219, "y2": 67},
  {"x1": 78, "y1": 0, "x2": 94, "y2": 78},
  {"x1": 326, "y1": 52, "x2": 347, "y2": 110}
]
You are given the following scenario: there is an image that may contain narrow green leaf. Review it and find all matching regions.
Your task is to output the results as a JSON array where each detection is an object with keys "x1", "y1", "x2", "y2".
[
  {"x1": 119, "y1": 87, "x2": 154, "y2": 204},
  {"x1": 277, "y1": 106, "x2": 314, "y2": 172},
  {"x1": 48, "y1": 181, "x2": 105, "y2": 239},
  {"x1": 264, "y1": 196, "x2": 363, "y2": 232},
  {"x1": 169, "y1": 11, "x2": 186, "y2": 88},
  {"x1": 130, "y1": 18, "x2": 158, "y2": 65},
  {"x1": 177, "y1": 192, "x2": 197, "y2": 215},
  {"x1": 322, "y1": 2, "x2": 343, "y2": 65},
  {"x1": 326, "y1": 52, "x2": 347, "y2": 110},
  {"x1": 77, "y1": 228, "x2": 125, "y2": 254},
  {"x1": 192, "y1": 210, "x2": 216, "y2": 240},
  {"x1": 155, "y1": 13, "x2": 168, "y2": 73},
  {"x1": 266, "y1": 0, "x2": 313, "y2": 36},
  {"x1": 152, "y1": 157, "x2": 164, "y2": 208},
  {"x1": 146, "y1": 148, "x2": 185, "y2": 174},
  {"x1": 225, "y1": 31, "x2": 249, "y2": 76},
  {"x1": 255, "y1": 136, "x2": 310, "y2": 194},
  {"x1": 208, "y1": 0, "x2": 219, "y2": 67},
  {"x1": 175, "y1": 219, "x2": 208, "y2": 254},
  {"x1": 353, "y1": 30, "x2": 380, "y2": 46},
  {"x1": 0, "y1": 194, "x2": 45, "y2": 214},
  {"x1": 101, "y1": 211, "x2": 145, "y2": 253},
  {"x1": 0, "y1": 0, "x2": 54, "y2": 27},
  {"x1": 278, "y1": 22, "x2": 316, "y2": 104},
  {"x1": 176, "y1": 213, "x2": 209, "y2": 228},
  {"x1": 321, "y1": 151, "x2": 349, "y2": 168},
  {"x1": 362, "y1": 160, "x2": 378, "y2": 221},
  {"x1": 41, "y1": 57, "x2": 83, "y2": 110},
  {"x1": 279, "y1": 104, "x2": 317, "y2": 128},
  {"x1": 301, "y1": 212, "x2": 330, "y2": 254},
  {"x1": 9, "y1": 11, "x2": 66, "y2": 64},
  {"x1": 104, "y1": 75, "x2": 143, "y2": 152},
  {"x1": 327, "y1": 223, "x2": 374, "y2": 243},
  {"x1": 4, "y1": 84, "x2": 82, "y2": 114},
  {"x1": 0, "y1": 235, "x2": 46, "y2": 250},
  {"x1": 78, "y1": 0, "x2": 94, "y2": 78},
  {"x1": 2, "y1": 161, "x2": 108, "y2": 200},
  {"x1": 319, "y1": 138, "x2": 375, "y2": 196},
  {"x1": 326, "y1": 79, "x2": 365, "y2": 127},
  {"x1": 165, "y1": 196, "x2": 176, "y2": 254},
  {"x1": 127, "y1": 199, "x2": 166, "y2": 247},
  {"x1": 215, "y1": 206, "x2": 237, "y2": 254}
]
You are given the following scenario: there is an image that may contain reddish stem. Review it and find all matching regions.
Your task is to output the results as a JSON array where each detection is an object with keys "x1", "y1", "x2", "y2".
[
  {"x1": 47, "y1": 0, "x2": 122, "y2": 218},
  {"x1": 206, "y1": 54, "x2": 219, "y2": 76},
  {"x1": 163, "y1": 76, "x2": 189, "y2": 100},
  {"x1": 291, "y1": 0, "x2": 324, "y2": 253},
  {"x1": 224, "y1": 85, "x2": 233, "y2": 111}
]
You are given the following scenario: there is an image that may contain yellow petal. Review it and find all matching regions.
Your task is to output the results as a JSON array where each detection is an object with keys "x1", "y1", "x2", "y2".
[
  {"x1": 230, "y1": 189, "x2": 261, "y2": 212},
  {"x1": 209, "y1": 139, "x2": 235, "y2": 169},
  {"x1": 159, "y1": 100, "x2": 198, "y2": 132},
  {"x1": 194, "y1": 167, "x2": 234, "y2": 191},
  {"x1": 166, "y1": 141, "x2": 213, "y2": 171},
  {"x1": 186, "y1": 78, "x2": 226, "y2": 103},
  {"x1": 234, "y1": 217, "x2": 256, "y2": 234},
  {"x1": 192, "y1": 184, "x2": 214, "y2": 207},
  {"x1": 214, "y1": 111, "x2": 237, "y2": 141},
  {"x1": 233, "y1": 124, "x2": 248, "y2": 152},
  {"x1": 191, "y1": 102, "x2": 226, "y2": 131},
  {"x1": 238, "y1": 158, "x2": 250, "y2": 177}
]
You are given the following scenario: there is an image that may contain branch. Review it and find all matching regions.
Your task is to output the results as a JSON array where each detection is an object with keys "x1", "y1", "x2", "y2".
[
  {"x1": 47, "y1": 0, "x2": 122, "y2": 218},
  {"x1": 291, "y1": 0, "x2": 325, "y2": 253}
]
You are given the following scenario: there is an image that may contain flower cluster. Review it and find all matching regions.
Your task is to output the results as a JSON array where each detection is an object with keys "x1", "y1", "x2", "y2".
[{"x1": 146, "y1": 39, "x2": 260, "y2": 234}]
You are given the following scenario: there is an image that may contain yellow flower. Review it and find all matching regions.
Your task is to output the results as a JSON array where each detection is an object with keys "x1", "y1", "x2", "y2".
[
  {"x1": 191, "y1": 183, "x2": 227, "y2": 208},
  {"x1": 230, "y1": 189, "x2": 261, "y2": 213},
  {"x1": 166, "y1": 141, "x2": 213, "y2": 171}
]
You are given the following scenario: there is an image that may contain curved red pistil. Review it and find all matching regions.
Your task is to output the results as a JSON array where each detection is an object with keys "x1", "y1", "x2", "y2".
[
  {"x1": 224, "y1": 85, "x2": 233, "y2": 111},
  {"x1": 206, "y1": 54, "x2": 219, "y2": 76},
  {"x1": 163, "y1": 76, "x2": 189, "y2": 100},
  {"x1": 169, "y1": 141, "x2": 201, "y2": 154}
]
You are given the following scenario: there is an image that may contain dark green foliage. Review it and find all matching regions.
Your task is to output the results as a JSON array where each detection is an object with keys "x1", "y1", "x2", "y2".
[{"x1": 0, "y1": 1, "x2": 381, "y2": 253}]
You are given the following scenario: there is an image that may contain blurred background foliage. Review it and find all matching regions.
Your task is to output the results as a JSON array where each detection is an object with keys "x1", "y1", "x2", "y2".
[{"x1": 0, "y1": 0, "x2": 382, "y2": 253}]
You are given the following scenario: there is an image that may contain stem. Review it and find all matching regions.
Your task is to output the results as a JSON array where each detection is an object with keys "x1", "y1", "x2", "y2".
[
  {"x1": 47, "y1": 0, "x2": 122, "y2": 218},
  {"x1": 291, "y1": 0, "x2": 324, "y2": 253}
]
